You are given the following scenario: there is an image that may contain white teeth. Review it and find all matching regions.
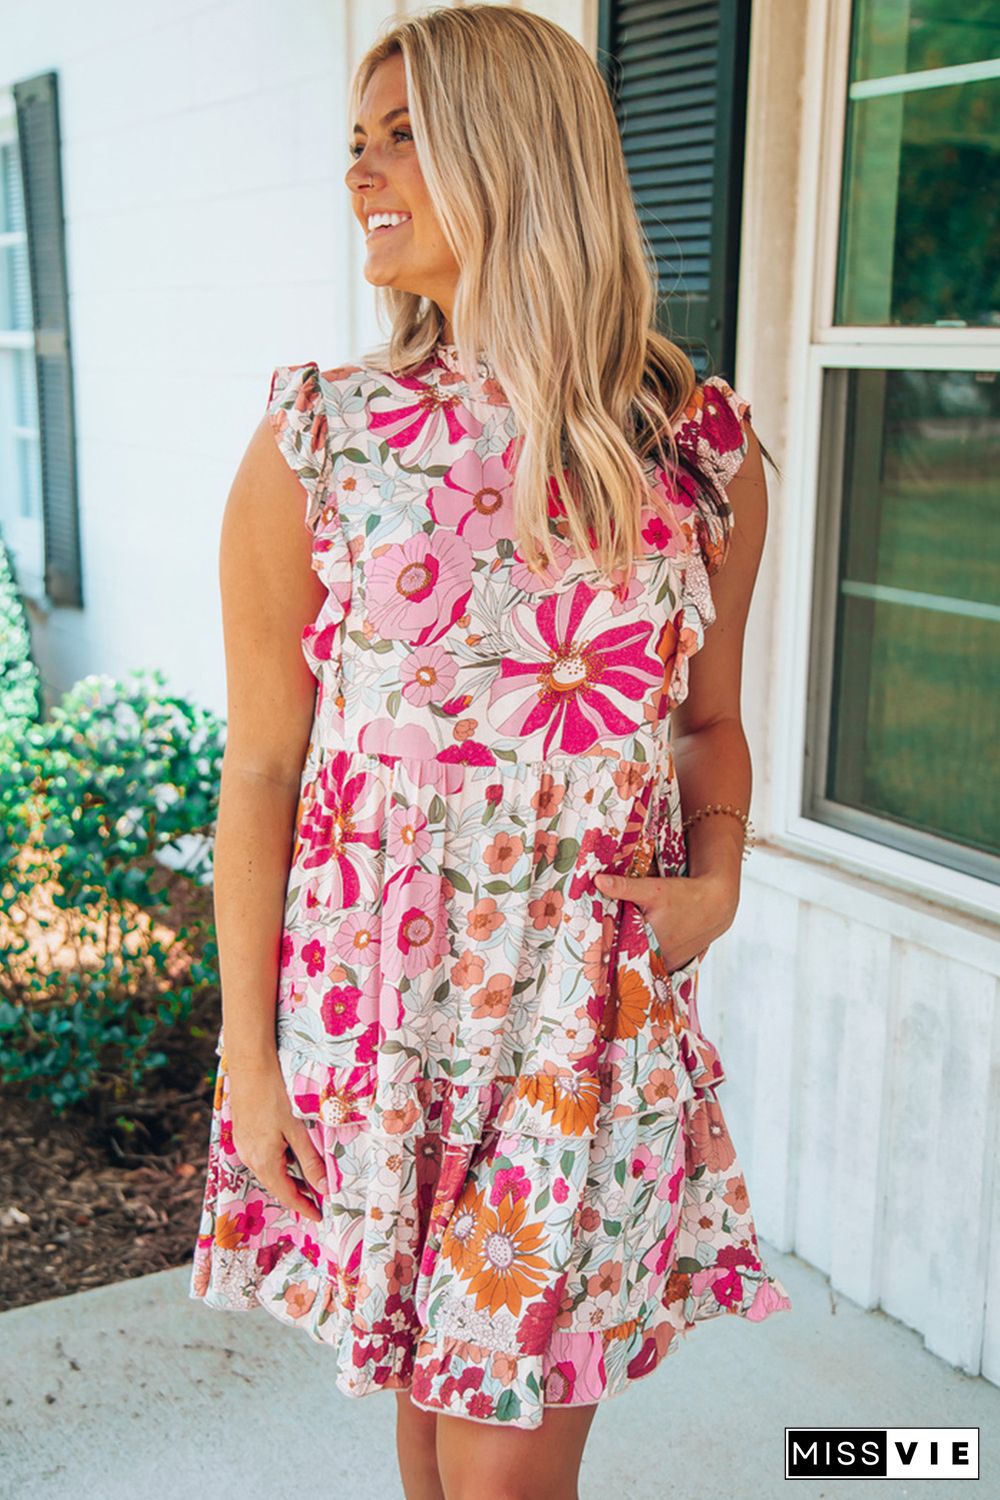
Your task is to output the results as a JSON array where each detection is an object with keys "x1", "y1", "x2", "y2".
[{"x1": 367, "y1": 212, "x2": 411, "y2": 231}]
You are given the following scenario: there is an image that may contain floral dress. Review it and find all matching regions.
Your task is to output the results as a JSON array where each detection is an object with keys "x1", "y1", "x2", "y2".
[{"x1": 188, "y1": 339, "x2": 792, "y2": 1429}]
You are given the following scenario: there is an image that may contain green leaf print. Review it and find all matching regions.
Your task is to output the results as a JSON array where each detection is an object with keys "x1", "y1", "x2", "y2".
[
  {"x1": 341, "y1": 448, "x2": 368, "y2": 463},
  {"x1": 602, "y1": 1219, "x2": 621, "y2": 1236},
  {"x1": 428, "y1": 794, "x2": 446, "y2": 825},
  {"x1": 442, "y1": 867, "x2": 473, "y2": 893},
  {"x1": 533, "y1": 1186, "x2": 551, "y2": 1213},
  {"x1": 560, "y1": 1149, "x2": 576, "y2": 1179},
  {"x1": 614, "y1": 1157, "x2": 628, "y2": 1188},
  {"x1": 553, "y1": 838, "x2": 579, "y2": 873},
  {"x1": 386, "y1": 689, "x2": 402, "y2": 717},
  {"x1": 496, "y1": 1390, "x2": 522, "y2": 1422}
]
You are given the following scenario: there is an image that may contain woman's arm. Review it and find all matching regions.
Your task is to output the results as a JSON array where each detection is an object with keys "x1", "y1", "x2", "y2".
[
  {"x1": 668, "y1": 417, "x2": 769, "y2": 928},
  {"x1": 595, "y1": 418, "x2": 768, "y2": 968},
  {"x1": 214, "y1": 412, "x2": 328, "y2": 1069}
]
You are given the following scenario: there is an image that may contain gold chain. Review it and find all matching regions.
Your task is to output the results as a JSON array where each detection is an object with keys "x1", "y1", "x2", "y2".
[{"x1": 681, "y1": 802, "x2": 756, "y2": 861}]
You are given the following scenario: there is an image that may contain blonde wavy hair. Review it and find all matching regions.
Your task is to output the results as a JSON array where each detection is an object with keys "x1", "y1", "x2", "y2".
[{"x1": 350, "y1": 5, "x2": 767, "y2": 579}]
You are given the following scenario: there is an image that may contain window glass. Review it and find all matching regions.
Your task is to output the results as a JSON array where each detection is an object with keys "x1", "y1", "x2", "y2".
[
  {"x1": 837, "y1": 1, "x2": 1000, "y2": 327},
  {"x1": 825, "y1": 368, "x2": 999, "y2": 866}
]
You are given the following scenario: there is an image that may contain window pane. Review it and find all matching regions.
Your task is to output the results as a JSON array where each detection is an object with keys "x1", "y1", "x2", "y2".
[
  {"x1": 826, "y1": 368, "x2": 1000, "y2": 865},
  {"x1": 0, "y1": 140, "x2": 33, "y2": 332},
  {"x1": 836, "y1": 2, "x2": 1000, "y2": 327}
]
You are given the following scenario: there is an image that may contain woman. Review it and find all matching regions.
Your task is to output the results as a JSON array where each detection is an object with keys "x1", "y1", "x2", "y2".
[{"x1": 188, "y1": 8, "x2": 792, "y2": 1498}]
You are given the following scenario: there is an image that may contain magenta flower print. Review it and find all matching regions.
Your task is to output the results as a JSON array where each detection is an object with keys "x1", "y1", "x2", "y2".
[
  {"x1": 321, "y1": 982, "x2": 362, "y2": 1037},
  {"x1": 487, "y1": 582, "x2": 665, "y2": 755},
  {"x1": 381, "y1": 867, "x2": 449, "y2": 982},
  {"x1": 363, "y1": 531, "x2": 473, "y2": 645},
  {"x1": 297, "y1": 752, "x2": 384, "y2": 909},
  {"x1": 427, "y1": 449, "x2": 516, "y2": 546},
  {"x1": 400, "y1": 643, "x2": 458, "y2": 706}
]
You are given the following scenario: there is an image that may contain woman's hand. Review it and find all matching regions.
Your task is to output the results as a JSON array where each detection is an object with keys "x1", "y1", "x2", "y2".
[
  {"x1": 226, "y1": 1055, "x2": 328, "y2": 1225},
  {"x1": 594, "y1": 868, "x2": 739, "y2": 973}
]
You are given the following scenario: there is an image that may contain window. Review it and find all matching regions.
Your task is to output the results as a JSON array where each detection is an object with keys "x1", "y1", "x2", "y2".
[
  {"x1": 806, "y1": 2, "x2": 999, "y2": 883},
  {"x1": 2, "y1": 71, "x2": 82, "y2": 608},
  {"x1": 0, "y1": 94, "x2": 43, "y2": 593}
]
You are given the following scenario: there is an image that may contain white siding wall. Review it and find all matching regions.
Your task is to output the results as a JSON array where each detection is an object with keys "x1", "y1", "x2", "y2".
[{"x1": 4, "y1": 0, "x2": 998, "y2": 1390}]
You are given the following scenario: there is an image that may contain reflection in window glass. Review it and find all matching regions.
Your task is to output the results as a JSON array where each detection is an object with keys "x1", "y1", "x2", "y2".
[
  {"x1": 837, "y1": 1, "x2": 1000, "y2": 327},
  {"x1": 826, "y1": 369, "x2": 999, "y2": 865}
]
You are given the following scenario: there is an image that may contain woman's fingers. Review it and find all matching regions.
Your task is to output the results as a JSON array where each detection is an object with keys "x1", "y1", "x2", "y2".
[
  {"x1": 593, "y1": 873, "x2": 664, "y2": 907},
  {"x1": 285, "y1": 1116, "x2": 328, "y2": 1197}
]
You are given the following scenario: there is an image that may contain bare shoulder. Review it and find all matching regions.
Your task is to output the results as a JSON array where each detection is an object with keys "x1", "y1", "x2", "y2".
[
  {"x1": 217, "y1": 413, "x2": 327, "y2": 781},
  {"x1": 223, "y1": 412, "x2": 318, "y2": 554},
  {"x1": 721, "y1": 415, "x2": 768, "y2": 576}
]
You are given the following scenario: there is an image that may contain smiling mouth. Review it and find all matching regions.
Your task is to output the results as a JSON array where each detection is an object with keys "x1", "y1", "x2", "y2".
[{"x1": 366, "y1": 217, "x2": 412, "y2": 241}]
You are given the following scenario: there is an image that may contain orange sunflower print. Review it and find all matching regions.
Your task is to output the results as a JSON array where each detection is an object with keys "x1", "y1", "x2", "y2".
[
  {"x1": 465, "y1": 1192, "x2": 550, "y2": 1317},
  {"x1": 612, "y1": 966, "x2": 653, "y2": 1038},
  {"x1": 441, "y1": 1181, "x2": 488, "y2": 1278},
  {"x1": 516, "y1": 1071, "x2": 601, "y2": 1135}
]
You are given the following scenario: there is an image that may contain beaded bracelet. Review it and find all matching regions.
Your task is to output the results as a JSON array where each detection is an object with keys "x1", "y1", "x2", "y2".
[{"x1": 681, "y1": 801, "x2": 757, "y2": 861}]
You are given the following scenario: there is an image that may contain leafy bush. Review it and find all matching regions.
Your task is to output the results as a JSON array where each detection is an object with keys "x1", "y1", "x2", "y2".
[
  {"x1": 0, "y1": 535, "x2": 42, "y2": 736},
  {"x1": 0, "y1": 669, "x2": 225, "y2": 1115}
]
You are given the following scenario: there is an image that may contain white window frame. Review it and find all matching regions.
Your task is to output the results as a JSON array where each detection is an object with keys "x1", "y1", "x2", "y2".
[
  {"x1": 768, "y1": 0, "x2": 1000, "y2": 924},
  {"x1": 0, "y1": 87, "x2": 45, "y2": 600}
]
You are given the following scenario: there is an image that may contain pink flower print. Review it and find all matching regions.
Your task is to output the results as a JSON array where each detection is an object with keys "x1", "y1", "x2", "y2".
[
  {"x1": 510, "y1": 534, "x2": 575, "y2": 593},
  {"x1": 641, "y1": 513, "x2": 673, "y2": 551},
  {"x1": 367, "y1": 373, "x2": 483, "y2": 466},
  {"x1": 609, "y1": 571, "x2": 644, "y2": 614},
  {"x1": 671, "y1": 464, "x2": 701, "y2": 509},
  {"x1": 299, "y1": 938, "x2": 327, "y2": 978},
  {"x1": 388, "y1": 804, "x2": 431, "y2": 863},
  {"x1": 297, "y1": 753, "x2": 384, "y2": 909},
  {"x1": 490, "y1": 1164, "x2": 531, "y2": 1206},
  {"x1": 331, "y1": 912, "x2": 381, "y2": 968},
  {"x1": 488, "y1": 582, "x2": 665, "y2": 755},
  {"x1": 427, "y1": 449, "x2": 516, "y2": 546},
  {"x1": 400, "y1": 643, "x2": 458, "y2": 706},
  {"x1": 382, "y1": 867, "x2": 448, "y2": 981},
  {"x1": 363, "y1": 531, "x2": 473, "y2": 645},
  {"x1": 552, "y1": 1177, "x2": 569, "y2": 1204},
  {"x1": 629, "y1": 1145, "x2": 659, "y2": 1182},
  {"x1": 321, "y1": 982, "x2": 361, "y2": 1036}
]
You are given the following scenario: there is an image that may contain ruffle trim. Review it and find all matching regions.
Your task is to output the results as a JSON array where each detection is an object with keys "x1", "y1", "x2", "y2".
[
  {"x1": 674, "y1": 374, "x2": 752, "y2": 579},
  {"x1": 266, "y1": 362, "x2": 353, "y2": 681}
]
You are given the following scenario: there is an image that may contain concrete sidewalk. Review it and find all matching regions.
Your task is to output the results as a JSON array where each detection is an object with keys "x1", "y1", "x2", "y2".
[{"x1": 0, "y1": 1245, "x2": 994, "y2": 1499}]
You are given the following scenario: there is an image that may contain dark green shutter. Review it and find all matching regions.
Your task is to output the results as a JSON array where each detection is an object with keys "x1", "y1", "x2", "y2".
[
  {"x1": 597, "y1": 0, "x2": 751, "y2": 378},
  {"x1": 13, "y1": 70, "x2": 82, "y2": 608}
]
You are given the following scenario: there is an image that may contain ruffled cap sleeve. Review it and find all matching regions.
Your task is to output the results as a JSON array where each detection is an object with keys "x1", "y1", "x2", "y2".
[
  {"x1": 674, "y1": 374, "x2": 752, "y2": 577},
  {"x1": 266, "y1": 362, "x2": 352, "y2": 677},
  {"x1": 267, "y1": 362, "x2": 337, "y2": 534}
]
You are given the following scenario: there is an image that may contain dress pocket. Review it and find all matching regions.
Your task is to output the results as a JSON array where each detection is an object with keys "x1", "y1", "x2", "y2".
[{"x1": 637, "y1": 912, "x2": 725, "y2": 1095}]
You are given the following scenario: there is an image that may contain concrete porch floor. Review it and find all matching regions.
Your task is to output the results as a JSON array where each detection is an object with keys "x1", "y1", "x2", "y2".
[{"x1": 0, "y1": 1244, "x2": 994, "y2": 1499}]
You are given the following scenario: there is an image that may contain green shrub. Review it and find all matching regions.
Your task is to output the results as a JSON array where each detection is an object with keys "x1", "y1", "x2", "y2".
[{"x1": 0, "y1": 669, "x2": 225, "y2": 1115}]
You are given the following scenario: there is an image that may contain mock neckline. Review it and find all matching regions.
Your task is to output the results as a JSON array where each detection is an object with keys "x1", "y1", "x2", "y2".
[{"x1": 433, "y1": 337, "x2": 495, "y2": 383}]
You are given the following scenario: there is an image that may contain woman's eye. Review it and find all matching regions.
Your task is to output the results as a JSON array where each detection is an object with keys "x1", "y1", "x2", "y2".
[{"x1": 348, "y1": 128, "x2": 412, "y2": 159}]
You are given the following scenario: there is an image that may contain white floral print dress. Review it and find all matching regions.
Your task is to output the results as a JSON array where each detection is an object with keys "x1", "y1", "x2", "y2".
[{"x1": 188, "y1": 338, "x2": 792, "y2": 1429}]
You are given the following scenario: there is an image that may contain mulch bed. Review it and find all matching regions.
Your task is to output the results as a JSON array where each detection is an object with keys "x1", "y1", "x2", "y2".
[{"x1": 0, "y1": 1002, "x2": 220, "y2": 1313}]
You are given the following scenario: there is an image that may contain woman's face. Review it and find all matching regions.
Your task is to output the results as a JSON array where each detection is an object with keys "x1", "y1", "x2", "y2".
[{"x1": 345, "y1": 53, "x2": 459, "y2": 332}]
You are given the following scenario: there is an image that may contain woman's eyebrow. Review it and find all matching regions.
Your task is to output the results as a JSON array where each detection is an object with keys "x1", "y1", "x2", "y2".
[{"x1": 352, "y1": 106, "x2": 410, "y2": 136}]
